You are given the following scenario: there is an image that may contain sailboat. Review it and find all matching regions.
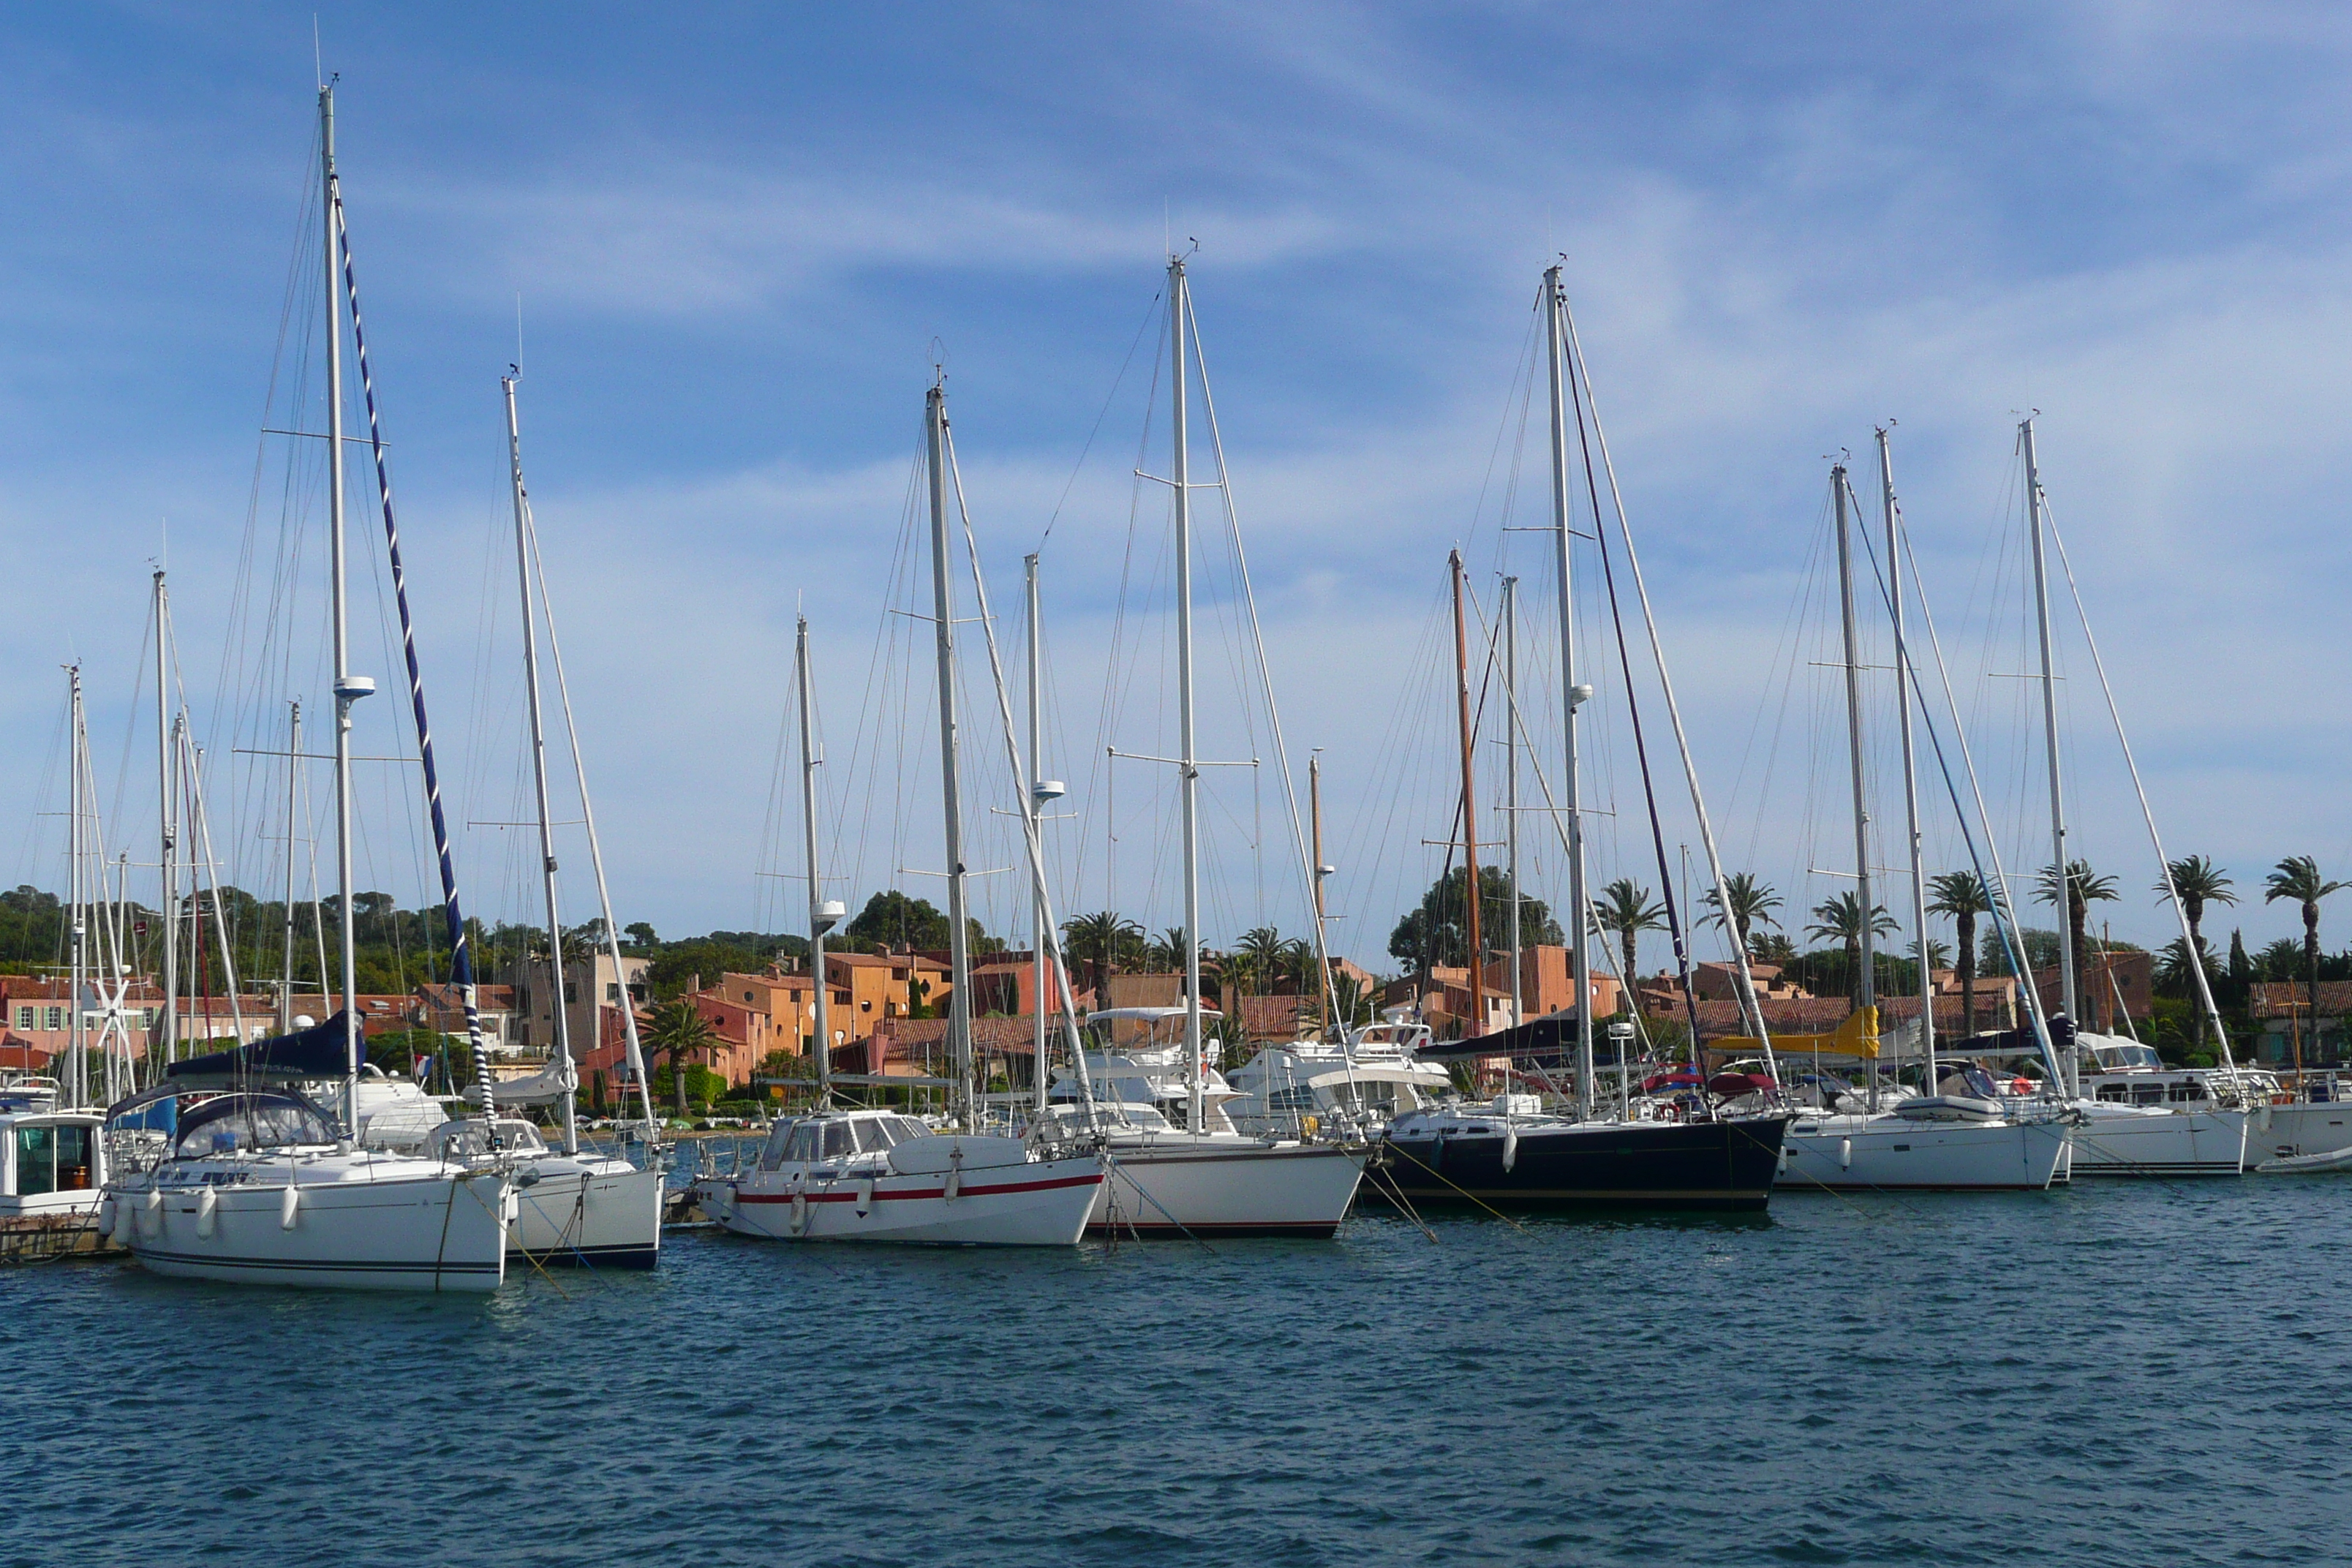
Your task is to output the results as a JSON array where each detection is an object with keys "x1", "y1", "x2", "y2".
[
  {"x1": 102, "y1": 83, "x2": 514, "y2": 1292},
  {"x1": 1030, "y1": 255, "x2": 1364, "y2": 1238},
  {"x1": 1372, "y1": 265, "x2": 1788, "y2": 1213},
  {"x1": 692, "y1": 379, "x2": 1105, "y2": 1246},
  {"x1": 464, "y1": 372, "x2": 667, "y2": 1267},
  {"x1": 1770, "y1": 444, "x2": 2072, "y2": 1192},
  {"x1": 1992, "y1": 420, "x2": 2248, "y2": 1178}
]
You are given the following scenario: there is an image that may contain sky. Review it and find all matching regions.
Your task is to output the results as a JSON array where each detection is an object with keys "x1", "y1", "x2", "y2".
[{"x1": 4, "y1": 2, "x2": 2351, "y2": 978}]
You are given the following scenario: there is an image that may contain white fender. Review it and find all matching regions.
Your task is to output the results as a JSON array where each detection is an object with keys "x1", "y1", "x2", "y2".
[
  {"x1": 2256, "y1": 1101, "x2": 2274, "y2": 1131},
  {"x1": 280, "y1": 1183, "x2": 301, "y2": 1231},
  {"x1": 195, "y1": 1185, "x2": 218, "y2": 1240},
  {"x1": 943, "y1": 1146, "x2": 964, "y2": 1203},
  {"x1": 98, "y1": 1194, "x2": 117, "y2": 1237},
  {"x1": 788, "y1": 1176, "x2": 807, "y2": 1236},
  {"x1": 1838, "y1": 1138, "x2": 1852, "y2": 1171},
  {"x1": 855, "y1": 1177, "x2": 874, "y2": 1218},
  {"x1": 139, "y1": 1185, "x2": 162, "y2": 1238},
  {"x1": 1501, "y1": 1125, "x2": 1519, "y2": 1173},
  {"x1": 1776, "y1": 1144, "x2": 1790, "y2": 1175}
]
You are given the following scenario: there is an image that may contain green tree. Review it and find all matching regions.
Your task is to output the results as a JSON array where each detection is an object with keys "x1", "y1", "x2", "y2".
[
  {"x1": 1926, "y1": 871, "x2": 1991, "y2": 1038},
  {"x1": 2033, "y1": 859, "x2": 2119, "y2": 1019},
  {"x1": 622, "y1": 921, "x2": 659, "y2": 951},
  {"x1": 1386, "y1": 866, "x2": 1561, "y2": 970},
  {"x1": 1701, "y1": 872, "x2": 1782, "y2": 957},
  {"x1": 1591, "y1": 878, "x2": 1665, "y2": 995},
  {"x1": 1063, "y1": 911, "x2": 1145, "y2": 1000},
  {"x1": 645, "y1": 1000, "x2": 719, "y2": 1117},
  {"x1": 2157, "y1": 856, "x2": 2234, "y2": 1044},
  {"x1": 2265, "y1": 856, "x2": 2348, "y2": 1042},
  {"x1": 843, "y1": 890, "x2": 949, "y2": 952},
  {"x1": 1806, "y1": 891, "x2": 1898, "y2": 1008}
]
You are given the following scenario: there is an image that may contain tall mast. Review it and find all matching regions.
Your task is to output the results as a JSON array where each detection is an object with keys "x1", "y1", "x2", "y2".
[
  {"x1": 280, "y1": 701, "x2": 300, "y2": 1035},
  {"x1": 1542, "y1": 266, "x2": 1594, "y2": 1117},
  {"x1": 1310, "y1": 754, "x2": 1331, "y2": 981},
  {"x1": 1501, "y1": 577, "x2": 1523, "y2": 1033},
  {"x1": 154, "y1": 570, "x2": 178, "y2": 1066},
  {"x1": 927, "y1": 379, "x2": 975, "y2": 1126},
  {"x1": 1025, "y1": 554, "x2": 1047, "y2": 1115},
  {"x1": 1833, "y1": 464, "x2": 1878, "y2": 1112},
  {"x1": 2021, "y1": 417, "x2": 2077, "y2": 1096},
  {"x1": 796, "y1": 617, "x2": 832, "y2": 1106},
  {"x1": 1170, "y1": 255, "x2": 1205, "y2": 1132},
  {"x1": 67, "y1": 666, "x2": 86, "y2": 1109},
  {"x1": 505, "y1": 374, "x2": 576, "y2": 1153},
  {"x1": 1449, "y1": 550, "x2": 1485, "y2": 1041},
  {"x1": 321, "y1": 81, "x2": 371, "y2": 1138},
  {"x1": 1877, "y1": 431, "x2": 1934, "y2": 1088}
]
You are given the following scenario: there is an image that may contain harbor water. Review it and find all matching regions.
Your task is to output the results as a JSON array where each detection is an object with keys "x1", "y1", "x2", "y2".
[{"x1": 4, "y1": 1177, "x2": 2342, "y2": 1567}]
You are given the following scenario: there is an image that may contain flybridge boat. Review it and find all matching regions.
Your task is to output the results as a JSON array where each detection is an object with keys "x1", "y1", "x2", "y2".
[
  {"x1": 1037, "y1": 1006, "x2": 1365, "y2": 1240},
  {"x1": 694, "y1": 1109, "x2": 1104, "y2": 1246},
  {"x1": 1224, "y1": 1019, "x2": 1453, "y2": 1141}
]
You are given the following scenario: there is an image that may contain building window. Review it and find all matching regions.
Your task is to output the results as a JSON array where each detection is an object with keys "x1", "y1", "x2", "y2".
[
  {"x1": 44, "y1": 1006, "x2": 63, "y2": 1031},
  {"x1": 12, "y1": 1006, "x2": 30, "y2": 1030},
  {"x1": 563, "y1": 984, "x2": 577, "y2": 1005},
  {"x1": 606, "y1": 982, "x2": 620, "y2": 1002}
]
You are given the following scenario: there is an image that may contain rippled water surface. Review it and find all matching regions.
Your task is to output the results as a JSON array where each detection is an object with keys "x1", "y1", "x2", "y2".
[{"x1": 5, "y1": 1178, "x2": 2345, "y2": 1567}]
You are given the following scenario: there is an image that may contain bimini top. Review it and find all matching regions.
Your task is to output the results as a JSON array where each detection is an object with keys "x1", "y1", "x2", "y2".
[
  {"x1": 1083, "y1": 1006, "x2": 1226, "y2": 1025},
  {"x1": 165, "y1": 1011, "x2": 353, "y2": 1085}
]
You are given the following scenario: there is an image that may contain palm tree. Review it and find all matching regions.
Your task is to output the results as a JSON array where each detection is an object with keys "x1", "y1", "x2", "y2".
[
  {"x1": 2157, "y1": 856, "x2": 2235, "y2": 1044},
  {"x1": 645, "y1": 999, "x2": 717, "y2": 1117},
  {"x1": 1590, "y1": 878, "x2": 1665, "y2": 997},
  {"x1": 2034, "y1": 859, "x2": 2119, "y2": 1021},
  {"x1": 1926, "y1": 871, "x2": 1991, "y2": 1037},
  {"x1": 1233, "y1": 926, "x2": 1290, "y2": 998},
  {"x1": 1063, "y1": 910, "x2": 1142, "y2": 1001},
  {"x1": 1145, "y1": 926, "x2": 1190, "y2": 972},
  {"x1": 2265, "y1": 856, "x2": 2348, "y2": 1047},
  {"x1": 1701, "y1": 872, "x2": 1782, "y2": 957},
  {"x1": 1806, "y1": 891, "x2": 1899, "y2": 1008}
]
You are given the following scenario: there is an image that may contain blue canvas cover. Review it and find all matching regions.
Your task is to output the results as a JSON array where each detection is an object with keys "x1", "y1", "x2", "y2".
[{"x1": 165, "y1": 1011, "x2": 354, "y2": 1085}]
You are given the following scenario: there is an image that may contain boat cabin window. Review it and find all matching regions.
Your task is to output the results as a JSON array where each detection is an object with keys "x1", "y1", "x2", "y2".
[
  {"x1": 2094, "y1": 1085, "x2": 2130, "y2": 1103},
  {"x1": 173, "y1": 1095, "x2": 337, "y2": 1157},
  {"x1": 821, "y1": 1121, "x2": 855, "y2": 1159},
  {"x1": 14, "y1": 1123, "x2": 94, "y2": 1196}
]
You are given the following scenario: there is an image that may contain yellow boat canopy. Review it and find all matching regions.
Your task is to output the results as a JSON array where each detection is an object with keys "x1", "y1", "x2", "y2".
[{"x1": 1713, "y1": 1006, "x2": 1880, "y2": 1061}]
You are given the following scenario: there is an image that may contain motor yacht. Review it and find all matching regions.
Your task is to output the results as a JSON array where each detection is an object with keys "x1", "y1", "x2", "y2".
[{"x1": 1223, "y1": 1019, "x2": 1452, "y2": 1141}]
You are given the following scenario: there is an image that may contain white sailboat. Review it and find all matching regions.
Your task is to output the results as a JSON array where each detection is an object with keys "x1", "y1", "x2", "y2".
[
  {"x1": 105, "y1": 83, "x2": 513, "y2": 1292},
  {"x1": 1777, "y1": 440, "x2": 2070, "y2": 1192},
  {"x1": 2012, "y1": 420, "x2": 2248, "y2": 1178},
  {"x1": 1042, "y1": 254, "x2": 1362, "y2": 1237},
  {"x1": 694, "y1": 379, "x2": 1104, "y2": 1247},
  {"x1": 481, "y1": 372, "x2": 664, "y2": 1267}
]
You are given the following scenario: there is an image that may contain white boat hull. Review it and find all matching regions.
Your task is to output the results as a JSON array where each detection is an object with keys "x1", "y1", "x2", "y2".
[
  {"x1": 116, "y1": 1166, "x2": 512, "y2": 1292},
  {"x1": 2247, "y1": 1100, "x2": 2352, "y2": 1169},
  {"x1": 509, "y1": 1158, "x2": 663, "y2": 1267},
  {"x1": 2070, "y1": 1103, "x2": 2247, "y2": 1177},
  {"x1": 1779, "y1": 1114, "x2": 2070, "y2": 1191},
  {"x1": 698, "y1": 1153, "x2": 1103, "y2": 1246},
  {"x1": 1093, "y1": 1139, "x2": 1362, "y2": 1237}
]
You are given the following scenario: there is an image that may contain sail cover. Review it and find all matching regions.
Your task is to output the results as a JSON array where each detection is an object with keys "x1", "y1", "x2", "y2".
[{"x1": 165, "y1": 1011, "x2": 354, "y2": 1085}]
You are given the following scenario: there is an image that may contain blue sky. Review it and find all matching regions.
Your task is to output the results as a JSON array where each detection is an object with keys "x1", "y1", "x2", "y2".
[{"x1": 5, "y1": 3, "x2": 2351, "y2": 972}]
